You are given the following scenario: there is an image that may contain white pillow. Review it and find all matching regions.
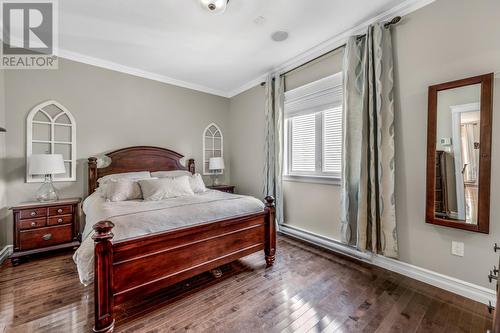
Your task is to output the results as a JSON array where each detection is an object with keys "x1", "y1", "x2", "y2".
[
  {"x1": 189, "y1": 173, "x2": 207, "y2": 193},
  {"x1": 97, "y1": 171, "x2": 151, "y2": 194},
  {"x1": 151, "y1": 170, "x2": 192, "y2": 178},
  {"x1": 98, "y1": 171, "x2": 151, "y2": 186},
  {"x1": 105, "y1": 179, "x2": 144, "y2": 202},
  {"x1": 138, "y1": 176, "x2": 194, "y2": 201}
]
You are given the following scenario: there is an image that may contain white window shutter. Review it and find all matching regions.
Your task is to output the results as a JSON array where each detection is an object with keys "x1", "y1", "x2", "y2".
[
  {"x1": 291, "y1": 113, "x2": 316, "y2": 172},
  {"x1": 323, "y1": 106, "x2": 342, "y2": 174},
  {"x1": 284, "y1": 72, "x2": 343, "y2": 179}
]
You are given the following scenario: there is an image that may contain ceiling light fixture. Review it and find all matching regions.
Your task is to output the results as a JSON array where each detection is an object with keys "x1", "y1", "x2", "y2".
[
  {"x1": 200, "y1": 0, "x2": 229, "y2": 14},
  {"x1": 271, "y1": 31, "x2": 289, "y2": 42}
]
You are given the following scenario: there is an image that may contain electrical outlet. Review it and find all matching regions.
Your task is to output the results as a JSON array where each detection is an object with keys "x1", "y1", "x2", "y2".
[{"x1": 451, "y1": 241, "x2": 464, "y2": 257}]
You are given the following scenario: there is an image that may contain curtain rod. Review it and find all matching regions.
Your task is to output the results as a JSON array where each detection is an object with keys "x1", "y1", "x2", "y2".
[{"x1": 260, "y1": 16, "x2": 401, "y2": 86}]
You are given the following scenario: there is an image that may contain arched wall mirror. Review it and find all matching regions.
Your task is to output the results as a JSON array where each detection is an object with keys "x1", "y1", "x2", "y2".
[
  {"x1": 202, "y1": 123, "x2": 223, "y2": 175},
  {"x1": 426, "y1": 73, "x2": 493, "y2": 233},
  {"x1": 26, "y1": 100, "x2": 77, "y2": 182}
]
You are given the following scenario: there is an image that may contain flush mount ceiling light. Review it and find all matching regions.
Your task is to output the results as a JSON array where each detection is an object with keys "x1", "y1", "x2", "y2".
[
  {"x1": 271, "y1": 31, "x2": 289, "y2": 42},
  {"x1": 200, "y1": 0, "x2": 229, "y2": 14}
]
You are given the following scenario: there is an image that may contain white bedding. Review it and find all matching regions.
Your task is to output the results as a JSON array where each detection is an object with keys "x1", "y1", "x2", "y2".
[{"x1": 74, "y1": 190, "x2": 265, "y2": 285}]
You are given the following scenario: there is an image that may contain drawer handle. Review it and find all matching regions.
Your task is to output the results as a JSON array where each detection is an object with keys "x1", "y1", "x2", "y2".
[
  {"x1": 57, "y1": 208, "x2": 63, "y2": 214},
  {"x1": 57, "y1": 218, "x2": 63, "y2": 223},
  {"x1": 31, "y1": 222, "x2": 36, "y2": 227},
  {"x1": 42, "y1": 234, "x2": 52, "y2": 241},
  {"x1": 30, "y1": 211, "x2": 36, "y2": 217}
]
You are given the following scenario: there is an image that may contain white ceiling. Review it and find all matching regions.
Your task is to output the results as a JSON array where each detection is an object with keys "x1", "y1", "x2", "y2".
[{"x1": 58, "y1": 0, "x2": 411, "y2": 97}]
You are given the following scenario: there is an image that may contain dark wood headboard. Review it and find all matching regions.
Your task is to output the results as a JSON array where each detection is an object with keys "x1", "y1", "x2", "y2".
[{"x1": 88, "y1": 146, "x2": 195, "y2": 195}]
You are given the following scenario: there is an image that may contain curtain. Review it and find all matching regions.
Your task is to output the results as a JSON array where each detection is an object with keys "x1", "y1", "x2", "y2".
[
  {"x1": 460, "y1": 122, "x2": 479, "y2": 184},
  {"x1": 263, "y1": 74, "x2": 284, "y2": 225},
  {"x1": 340, "y1": 23, "x2": 398, "y2": 258}
]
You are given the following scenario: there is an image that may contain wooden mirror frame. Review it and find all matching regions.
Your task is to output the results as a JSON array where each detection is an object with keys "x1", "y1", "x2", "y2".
[{"x1": 426, "y1": 73, "x2": 493, "y2": 233}]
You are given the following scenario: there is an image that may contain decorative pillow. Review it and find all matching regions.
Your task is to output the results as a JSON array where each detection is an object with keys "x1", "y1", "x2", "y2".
[
  {"x1": 97, "y1": 171, "x2": 151, "y2": 186},
  {"x1": 151, "y1": 170, "x2": 192, "y2": 178},
  {"x1": 189, "y1": 173, "x2": 207, "y2": 193},
  {"x1": 138, "y1": 176, "x2": 194, "y2": 201},
  {"x1": 97, "y1": 171, "x2": 151, "y2": 195},
  {"x1": 105, "y1": 179, "x2": 144, "y2": 202}
]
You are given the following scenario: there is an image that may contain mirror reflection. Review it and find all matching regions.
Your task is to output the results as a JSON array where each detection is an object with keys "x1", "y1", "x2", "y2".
[{"x1": 435, "y1": 84, "x2": 480, "y2": 224}]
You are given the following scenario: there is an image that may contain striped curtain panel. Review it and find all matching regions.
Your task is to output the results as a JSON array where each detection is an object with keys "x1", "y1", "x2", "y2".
[
  {"x1": 263, "y1": 74, "x2": 284, "y2": 225},
  {"x1": 340, "y1": 23, "x2": 398, "y2": 258}
]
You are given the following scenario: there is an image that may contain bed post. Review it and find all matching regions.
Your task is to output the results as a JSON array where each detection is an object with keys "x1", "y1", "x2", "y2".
[
  {"x1": 93, "y1": 221, "x2": 115, "y2": 333},
  {"x1": 264, "y1": 196, "x2": 276, "y2": 267},
  {"x1": 88, "y1": 157, "x2": 98, "y2": 195}
]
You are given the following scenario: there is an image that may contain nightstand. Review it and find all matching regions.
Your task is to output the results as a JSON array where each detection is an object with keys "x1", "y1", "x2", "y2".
[
  {"x1": 9, "y1": 198, "x2": 81, "y2": 265},
  {"x1": 207, "y1": 185, "x2": 235, "y2": 193}
]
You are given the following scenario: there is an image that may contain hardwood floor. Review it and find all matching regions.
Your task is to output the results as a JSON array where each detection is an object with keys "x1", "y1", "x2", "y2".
[{"x1": 0, "y1": 236, "x2": 492, "y2": 332}]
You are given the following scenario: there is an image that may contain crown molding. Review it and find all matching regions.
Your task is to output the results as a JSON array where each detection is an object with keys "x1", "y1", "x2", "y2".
[
  {"x1": 227, "y1": 0, "x2": 435, "y2": 98},
  {"x1": 56, "y1": 0, "x2": 434, "y2": 99},
  {"x1": 57, "y1": 49, "x2": 231, "y2": 98}
]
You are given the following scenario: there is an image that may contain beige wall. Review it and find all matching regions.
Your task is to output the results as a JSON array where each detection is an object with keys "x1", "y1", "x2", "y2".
[
  {"x1": 393, "y1": 0, "x2": 500, "y2": 288},
  {"x1": 228, "y1": 86, "x2": 266, "y2": 199},
  {"x1": 229, "y1": 0, "x2": 500, "y2": 288},
  {"x1": 285, "y1": 48, "x2": 344, "y2": 91},
  {"x1": 283, "y1": 181, "x2": 341, "y2": 240},
  {"x1": 3, "y1": 58, "x2": 230, "y2": 244}
]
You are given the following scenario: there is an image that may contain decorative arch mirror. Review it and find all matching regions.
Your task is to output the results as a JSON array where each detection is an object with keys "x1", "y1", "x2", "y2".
[
  {"x1": 426, "y1": 73, "x2": 493, "y2": 233},
  {"x1": 203, "y1": 123, "x2": 223, "y2": 175},
  {"x1": 26, "y1": 100, "x2": 77, "y2": 182}
]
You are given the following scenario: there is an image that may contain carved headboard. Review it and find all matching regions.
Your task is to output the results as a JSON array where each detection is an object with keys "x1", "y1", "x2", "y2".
[{"x1": 88, "y1": 146, "x2": 195, "y2": 195}]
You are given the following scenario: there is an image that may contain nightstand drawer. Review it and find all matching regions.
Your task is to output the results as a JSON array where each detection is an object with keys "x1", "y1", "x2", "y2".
[
  {"x1": 48, "y1": 205, "x2": 73, "y2": 216},
  {"x1": 19, "y1": 217, "x2": 47, "y2": 230},
  {"x1": 47, "y1": 214, "x2": 72, "y2": 226},
  {"x1": 19, "y1": 208, "x2": 47, "y2": 220},
  {"x1": 19, "y1": 225, "x2": 72, "y2": 250}
]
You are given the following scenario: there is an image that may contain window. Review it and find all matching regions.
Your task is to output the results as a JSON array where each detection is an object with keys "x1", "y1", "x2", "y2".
[
  {"x1": 284, "y1": 73, "x2": 343, "y2": 180},
  {"x1": 203, "y1": 123, "x2": 223, "y2": 175},
  {"x1": 26, "y1": 100, "x2": 76, "y2": 182}
]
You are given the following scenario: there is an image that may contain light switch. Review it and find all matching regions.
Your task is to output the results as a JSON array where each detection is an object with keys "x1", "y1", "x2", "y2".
[{"x1": 451, "y1": 241, "x2": 464, "y2": 257}]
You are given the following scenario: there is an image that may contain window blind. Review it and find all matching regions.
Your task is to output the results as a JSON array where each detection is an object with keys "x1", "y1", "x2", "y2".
[
  {"x1": 291, "y1": 113, "x2": 316, "y2": 172},
  {"x1": 284, "y1": 72, "x2": 343, "y2": 179},
  {"x1": 323, "y1": 106, "x2": 342, "y2": 174}
]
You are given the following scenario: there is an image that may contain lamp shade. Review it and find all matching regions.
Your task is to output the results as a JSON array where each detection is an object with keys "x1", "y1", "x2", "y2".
[
  {"x1": 29, "y1": 154, "x2": 66, "y2": 175},
  {"x1": 209, "y1": 157, "x2": 225, "y2": 170}
]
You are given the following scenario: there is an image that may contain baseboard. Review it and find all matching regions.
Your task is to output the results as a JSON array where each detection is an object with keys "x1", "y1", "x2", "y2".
[
  {"x1": 0, "y1": 245, "x2": 13, "y2": 265},
  {"x1": 279, "y1": 224, "x2": 496, "y2": 306},
  {"x1": 279, "y1": 224, "x2": 372, "y2": 261},
  {"x1": 372, "y1": 254, "x2": 496, "y2": 306}
]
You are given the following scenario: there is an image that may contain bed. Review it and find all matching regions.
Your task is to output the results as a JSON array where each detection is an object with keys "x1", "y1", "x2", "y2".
[{"x1": 80, "y1": 146, "x2": 276, "y2": 333}]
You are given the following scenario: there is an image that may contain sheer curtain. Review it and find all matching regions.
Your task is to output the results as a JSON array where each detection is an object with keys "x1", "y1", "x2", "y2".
[
  {"x1": 263, "y1": 74, "x2": 284, "y2": 225},
  {"x1": 340, "y1": 23, "x2": 398, "y2": 258}
]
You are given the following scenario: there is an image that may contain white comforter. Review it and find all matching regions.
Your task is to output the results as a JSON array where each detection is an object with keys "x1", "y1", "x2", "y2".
[{"x1": 73, "y1": 190, "x2": 265, "y2": 285}]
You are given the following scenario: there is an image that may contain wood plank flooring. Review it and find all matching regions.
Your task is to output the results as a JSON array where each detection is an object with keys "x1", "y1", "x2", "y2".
[{"x1": 0, "y1": 236, "x2": 492, "y2": 332}]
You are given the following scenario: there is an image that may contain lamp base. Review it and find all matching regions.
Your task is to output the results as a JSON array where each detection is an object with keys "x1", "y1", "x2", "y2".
[
  {"x1": 211, "y1": 174, "x2": 221, "y2": 186},
  {"x1": 36, "y1": 175, "x2": 59, "y2": 202}
]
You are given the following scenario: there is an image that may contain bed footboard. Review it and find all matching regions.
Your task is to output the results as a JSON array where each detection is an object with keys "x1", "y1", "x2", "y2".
[{"x1": 92, "y1": 197, "x2": 276, "y2": 333}]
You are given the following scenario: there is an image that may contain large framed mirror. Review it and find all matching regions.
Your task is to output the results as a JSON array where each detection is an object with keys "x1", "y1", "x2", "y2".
[{"x1": 426, "y1": 73, "x2": 493, "y2": 233}]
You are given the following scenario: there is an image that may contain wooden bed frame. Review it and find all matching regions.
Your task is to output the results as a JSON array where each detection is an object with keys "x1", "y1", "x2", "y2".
[{"x1": 87, "y1": 146, "x2": 276, "y2": 332}]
